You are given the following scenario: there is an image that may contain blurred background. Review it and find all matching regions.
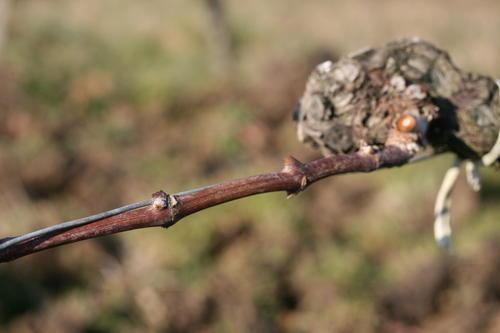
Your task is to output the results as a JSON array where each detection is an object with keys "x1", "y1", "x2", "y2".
[{"x1": 0, "y1": 0, "x2": 499, "y2": 332}]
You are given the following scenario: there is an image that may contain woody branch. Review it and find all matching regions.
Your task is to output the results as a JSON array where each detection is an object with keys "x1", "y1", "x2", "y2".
[
  {"x1": 1, "y1": 38, "x2": 498, "y2": 262},
  {"x1": 0, "y1": 146, "x2": 411, "y2": 262}
]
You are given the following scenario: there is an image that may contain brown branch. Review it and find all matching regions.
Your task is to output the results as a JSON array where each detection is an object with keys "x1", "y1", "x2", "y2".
[
  {"x1": 2, "y1": 39, "x2": 497, "y2": 262},
  {"x1": 0, "y1": 146, "x2": 411, "y2": 262}
]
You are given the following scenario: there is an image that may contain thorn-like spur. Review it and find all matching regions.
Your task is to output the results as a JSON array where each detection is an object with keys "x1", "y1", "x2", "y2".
[{"x1": 282, "y1": 156, "x2": 309, "y2": 198}]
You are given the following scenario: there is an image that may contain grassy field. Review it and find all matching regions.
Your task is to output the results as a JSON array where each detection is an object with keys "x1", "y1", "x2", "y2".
[{"x1": 0, "y1": 0, "x2": 499, "y2": 332}]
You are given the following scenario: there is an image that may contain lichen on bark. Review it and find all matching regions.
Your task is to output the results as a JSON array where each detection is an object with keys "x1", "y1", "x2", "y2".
[{"x1": 295, "y1": 38, "x2": 500, "y2": 162}]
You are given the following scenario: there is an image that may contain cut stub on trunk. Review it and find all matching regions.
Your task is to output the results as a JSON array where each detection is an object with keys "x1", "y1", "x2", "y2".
[{"x1": 295, "y1": 38, "x2": 500, "y2": 163}]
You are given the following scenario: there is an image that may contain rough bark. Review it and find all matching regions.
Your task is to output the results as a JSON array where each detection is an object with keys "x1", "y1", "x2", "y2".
[
  {"x1": 295, "y1": 38, "x2": 500, "y2": 162},
  {"x1": 1, "y1": 38, "x2": 498, "y2": 262}
]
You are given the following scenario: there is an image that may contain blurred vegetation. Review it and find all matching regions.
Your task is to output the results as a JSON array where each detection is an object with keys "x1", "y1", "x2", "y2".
[{"x1": 0, "y1": 0, "x2": 499, "y2": 332}]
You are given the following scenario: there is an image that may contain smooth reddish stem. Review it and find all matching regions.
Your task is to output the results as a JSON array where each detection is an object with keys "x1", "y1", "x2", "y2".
[{"x1": 0, "y1": 146, "x2": 411, "y2": 262}]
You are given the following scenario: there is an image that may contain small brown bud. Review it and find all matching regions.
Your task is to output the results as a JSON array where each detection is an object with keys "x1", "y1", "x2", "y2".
[
  {"x1": 396, "y1": 114, "x2": 417, "y2": 133},
  {"x1": 152, "y1": 191, "x2": 168, "y2": 210}
]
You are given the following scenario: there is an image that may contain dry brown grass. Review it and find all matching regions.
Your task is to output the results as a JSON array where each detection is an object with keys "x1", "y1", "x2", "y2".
[{"x1": 0, "y1": 1, "x2": 499, "y2": 332}]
